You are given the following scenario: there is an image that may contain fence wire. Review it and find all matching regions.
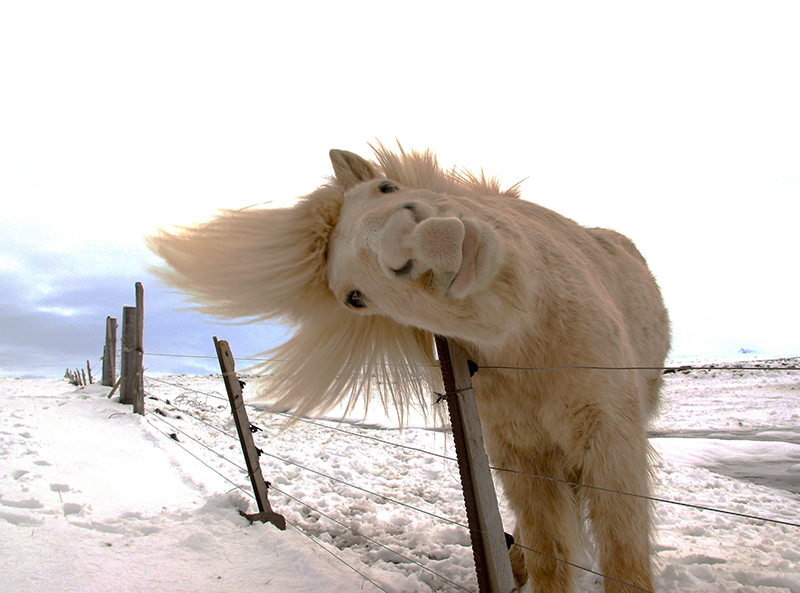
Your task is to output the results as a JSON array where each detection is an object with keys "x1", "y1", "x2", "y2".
[
  {"x1": 145, "y1": 390, "x2": 471, "y2": 593},
  {"x1": 136, "y1": 352, "x2": 800, "y2": 593},
  {"x1": 144, "y1": 370, "x2": 800, "y2": 529}
]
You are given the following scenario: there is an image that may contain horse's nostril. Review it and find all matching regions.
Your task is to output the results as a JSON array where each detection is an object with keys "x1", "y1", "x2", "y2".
[{"x1": 392, "y1": 259, "x2": 414, "y2": 277}]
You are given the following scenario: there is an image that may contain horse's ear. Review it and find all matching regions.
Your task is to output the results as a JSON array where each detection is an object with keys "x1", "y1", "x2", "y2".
[{"x1": 330, "y1": 149, "x2": 379, "y2": 191}]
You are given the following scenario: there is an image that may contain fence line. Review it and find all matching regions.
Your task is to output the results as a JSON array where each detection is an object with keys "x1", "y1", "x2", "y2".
[
  {"x1": 142, "y1": 372, "x2": 800, "y2": 593},
  {"x1": 281, "y1": 519, "x2": 391, "y2": 593},
  {"x1": 134, "y1": 351, "x2": 800, "y2": 592},
  {"x1": 145, "y1": 401, "x2": 468, "y2": 592},
  {"x1": 145, "y1": 350, "x2": 800, "y2": 372},
  {"x1": 480, "y1": 364, "x2": 800, "y2": 372},
  {"x1": 145, "y1": 375, "x2": 228, "y2": 403},
  {"x1": 258, "y1": 404, "x2": 800, "y2": 530},
  {"x1": 489, "y1": 466, "x2": 800, "y2": 529},
  {"x1": 144, "y1": 384, "x2": 467, "y2": 526},
  {"x1": 271, "y1": 485, "x2": 473, "y2": 593},
  {"x1": 147, "y1": 352, "x2": 284, "y2": 363},
  {"x1": 145, "y1": 384, "x2": 651, "y2": 592},
  {"x1": 143, "y1": 369, "x2": 800, "y2": 529},
  {"x1": 145, "y1": 414, "x2": 396, "y2": 591},
  {"x1": 264, "y1": 410, "x2": 458, "y2": 463}
]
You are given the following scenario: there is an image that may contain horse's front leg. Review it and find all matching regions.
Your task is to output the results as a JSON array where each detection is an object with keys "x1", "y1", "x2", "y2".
[
  {"x1": 578, "y1": 415, "x2": 655, "y2": 593},
  {"x1": 491, "y1": 439, "x2": 583, "y2": 593}
]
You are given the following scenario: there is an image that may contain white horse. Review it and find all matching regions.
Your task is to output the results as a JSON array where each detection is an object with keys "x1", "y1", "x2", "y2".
[{"x1": 149, "y1": 144, "x2": 670, "y2": 593}]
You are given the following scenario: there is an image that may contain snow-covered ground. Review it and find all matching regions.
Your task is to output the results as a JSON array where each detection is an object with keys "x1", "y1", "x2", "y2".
[{"x1": 1, "y1": 359, "x2": 799, "y2": 593}]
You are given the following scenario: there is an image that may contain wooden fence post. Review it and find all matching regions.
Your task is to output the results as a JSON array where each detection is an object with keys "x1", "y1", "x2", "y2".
[
  {"x1": 435, "y1": 335, "x2": 516, "y2": 593},
  {"x1": 214, "y1": 337, "x2": 286, "y2": 530},
  {"x1": 120, "y1": 306, "x2": 136, "y2": 405},
  {"x1": 102, "y1": 316, "x2": 118, "y2": 387},
  {"x1": 119, "y1": 285, "x2": 144, "y2": 415},
  {"x1": 133, "y1": 282, "x2": 144, "y2": 416},
  {"x1": 86, "y1": 360, "x2": 93, "y2": 384}
]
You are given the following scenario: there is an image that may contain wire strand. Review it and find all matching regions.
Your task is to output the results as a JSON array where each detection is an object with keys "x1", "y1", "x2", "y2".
[
  {"x1": 145, "y1": 374, "x2": 229, "y2": 402},
  {"x1": 146, "y1": 374, "x2": 800, "y2": 530},
  {"x1": 511, "y1": 542, "x2": 653, "y2": 593},
  {"x1": 490, "y1": 466, "x2": 800, "y2": 529},
  {"x1": 282, "y1": 520, "x2": 391, "y2": 593},
  {"x1": 264, "y1": 410, "x2": 458, "y2": 464},
  {"x1": 480, "y1": 364, "x2": 800, "y2": 372},
  {"x1": 147, "y1": 417, "x2": 390, "y2": 593},
  {"x1": 271, "y1": 485, "x2": 473, "y2": 593},
  {"x1": 255, "y1": 448, "x2": 469, "y2": 530}
]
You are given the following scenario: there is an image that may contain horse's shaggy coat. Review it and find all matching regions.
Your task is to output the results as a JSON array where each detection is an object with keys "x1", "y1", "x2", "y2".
[{"x1": 149, "y1": 144, "x2": 670, "y2": 593}]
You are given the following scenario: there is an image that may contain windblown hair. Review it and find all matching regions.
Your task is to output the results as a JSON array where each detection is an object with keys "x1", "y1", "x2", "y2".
[
  {"x1": 371, "y1": 142, "x2": 521, "y2": 200},
  {"x1": 148, "y1": 144, "x2": 516, "y2": 421},
  {"x1": 152, "y1": 142, "x2": 671, "y2": 592}
]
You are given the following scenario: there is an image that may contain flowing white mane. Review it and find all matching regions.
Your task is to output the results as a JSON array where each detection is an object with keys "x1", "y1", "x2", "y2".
[{"x1": 150, "y1": 145, "x2": 522, "y2": 422}]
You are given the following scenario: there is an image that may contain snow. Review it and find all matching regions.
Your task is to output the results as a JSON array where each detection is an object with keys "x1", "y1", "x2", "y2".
[{"x1": 1, "y1": 360, "x2": 799, "y2": 592}]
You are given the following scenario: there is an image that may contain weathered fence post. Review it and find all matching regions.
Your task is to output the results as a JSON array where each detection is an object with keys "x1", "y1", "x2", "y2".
[
  {"x1": 120, "y1": 306, "x2": 136, "y2": 405},
  {"x1": 133, "y1": 282, "x2": 144, "y2": 416},
  {"x1": 435, "y1": 335, "x2": 516, "y2": 593},
  {"x1": 119, "y1": 285, "x2": 144, "y2": 415},
  {"x1": 86, "y1": 360, "x2": 93, "y2": 384},
  {"x1": 102, "y1": 316, "x2": 117, "y2": 387},
  {"x1": 214, "y1": 336, "x2": 286, "y2": 530}
]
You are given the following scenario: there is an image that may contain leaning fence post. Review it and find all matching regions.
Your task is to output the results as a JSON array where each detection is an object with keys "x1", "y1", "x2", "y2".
[
  {"x1": 102, "y1": 316, "x2": 118, "y2": 387},
  {"x1": 435, "y1": 335, "x2": 516, "y2": 593},
  {"x1": 213, "y1": 336, "x2": 286, "y2": 530}
]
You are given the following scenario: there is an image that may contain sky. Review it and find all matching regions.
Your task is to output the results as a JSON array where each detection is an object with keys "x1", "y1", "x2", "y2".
[{"x1": 1, "y1": 1, "x2": 799, "y2": 377}]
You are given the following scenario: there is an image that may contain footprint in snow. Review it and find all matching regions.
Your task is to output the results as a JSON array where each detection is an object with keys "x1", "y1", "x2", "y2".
[{"x1": 0, "y1": 496, "x2": 44, "y2": 510}]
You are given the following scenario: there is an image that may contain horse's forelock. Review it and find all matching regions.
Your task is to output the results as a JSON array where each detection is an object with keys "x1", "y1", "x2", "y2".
[{"x1": 370, "y1": 142, "x2": 520, "y2": 198}]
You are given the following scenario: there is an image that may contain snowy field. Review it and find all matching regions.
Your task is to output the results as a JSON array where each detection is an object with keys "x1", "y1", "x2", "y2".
[{"x1": 1, "y1": 359, "x2": 799, "y2": 593}]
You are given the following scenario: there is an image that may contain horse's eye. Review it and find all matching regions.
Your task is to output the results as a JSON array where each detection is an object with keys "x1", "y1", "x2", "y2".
[
  {"x1": 377, "y1": 180, "x2": 399, "y2": 194},
  {"x1": 344, "y1": 289, "x2": 368, "y2": 309}
]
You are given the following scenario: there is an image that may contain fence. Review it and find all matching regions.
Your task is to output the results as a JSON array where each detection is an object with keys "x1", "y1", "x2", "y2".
[{"x1": 74, "y1": 283, "x2": 800, "y2": 593}]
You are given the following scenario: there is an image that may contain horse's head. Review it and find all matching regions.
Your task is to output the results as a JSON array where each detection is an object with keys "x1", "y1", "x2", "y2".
[{"x1": 326, "y1": 149, "x2": 505, "y2": 336}]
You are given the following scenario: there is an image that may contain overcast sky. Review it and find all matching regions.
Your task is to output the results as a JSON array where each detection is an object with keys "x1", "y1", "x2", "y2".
[{"x1": 2, "y1": 1, "x2": 799, "y2": 378}]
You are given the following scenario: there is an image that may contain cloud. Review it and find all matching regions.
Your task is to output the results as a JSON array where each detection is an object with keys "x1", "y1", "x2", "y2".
[{"x1": 0, "y1": 236, "x2": 288, "y2": 377}]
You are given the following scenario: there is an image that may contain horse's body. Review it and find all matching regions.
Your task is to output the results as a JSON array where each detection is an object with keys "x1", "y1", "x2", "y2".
[{"x1": 150, "y1": 145, "x2": 670, "y2": 593}]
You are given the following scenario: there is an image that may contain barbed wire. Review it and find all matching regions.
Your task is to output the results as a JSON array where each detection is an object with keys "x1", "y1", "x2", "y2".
[
  {"x1": 147, "y1": 403, "x2": 649, "y2": 593},
  {"x1": 281, "y1": 519, "x2": 391, "y2": 593},
  {"x1": 145, "y1": 374, "x2": 228, "y2": 403},
  {"x1": 271, "y1": 485, "x2": 473, "y2": 593},
  {"x1": 480, "y1": 363, "x2": 800, "y2": 372},
  {"x1": 145, "y1": 415, "x2": 390, "y2": 592},
  {"x1": 135, "y1": 359, "x2": 799, "y2": 593},
  {"x1": 147, "y1": 352, "x2": 282, "y2": 363},
  {"x1": 256, "y1": 448, "x2": 469, "y2": 530},
  {"x1": 264, "y1": 410, "x2": 458, "y2": 463},
  {"x1": 490, "y1": 466, "x2": 800, "y2": 529},
  {"x1": 144, "y1": 386, "x2": 468, "y2": 527},
  {"x1": 143, "y1": 370, "x2": 800, "y2": 529},
  {"x1": 146, "y1": 401, "x2": 467, "y2": 592},
  {"x1": 145, "y1": 350, "x2": 800, "y2": 373}
]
